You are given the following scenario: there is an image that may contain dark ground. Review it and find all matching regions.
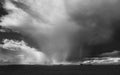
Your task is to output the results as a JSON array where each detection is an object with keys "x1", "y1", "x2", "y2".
[{"x1": 0, "y1": 65, "x2": 119, "y2": 75}]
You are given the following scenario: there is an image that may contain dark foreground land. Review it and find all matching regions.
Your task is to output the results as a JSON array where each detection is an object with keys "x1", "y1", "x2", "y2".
[{"x1": 0, "y1": 65, "x2": 119, "y2": 75}]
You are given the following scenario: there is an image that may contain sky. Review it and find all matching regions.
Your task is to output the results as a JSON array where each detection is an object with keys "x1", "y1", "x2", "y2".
[{"x1": 0, "y1": 0, "x2": 120, "y2": 65}]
